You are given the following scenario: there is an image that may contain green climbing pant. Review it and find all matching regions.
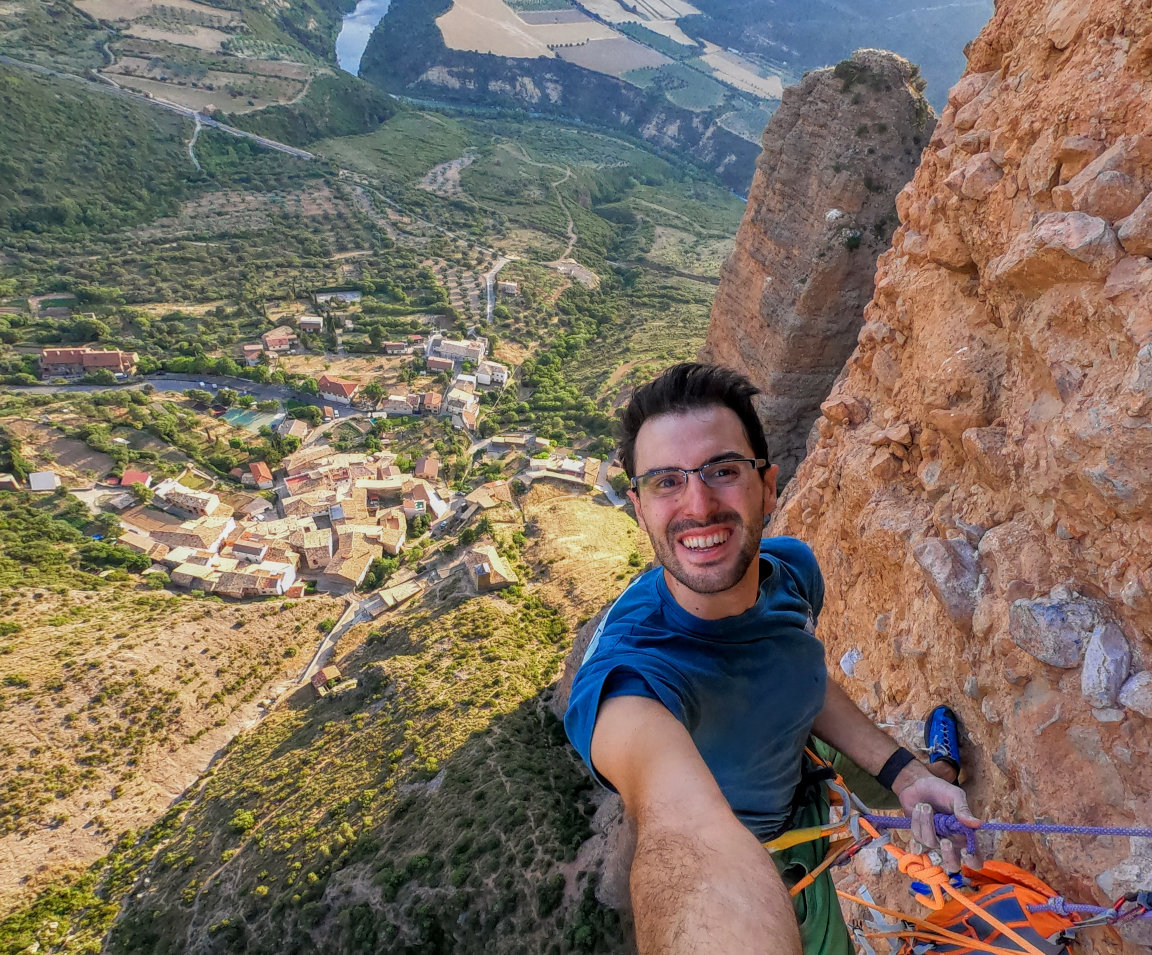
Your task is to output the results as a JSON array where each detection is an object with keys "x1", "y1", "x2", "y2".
[{"x1": 771, "y1": 742, "x2": 901, "y2": 955}]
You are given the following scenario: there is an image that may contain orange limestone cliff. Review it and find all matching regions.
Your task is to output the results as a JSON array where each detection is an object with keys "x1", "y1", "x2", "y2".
[
  {"x1": 770, "y1": 1, "x2": 1152, "y2": 950},
  {"x1": 701, "y1": 49, "x2": 934, "y2": 484}
]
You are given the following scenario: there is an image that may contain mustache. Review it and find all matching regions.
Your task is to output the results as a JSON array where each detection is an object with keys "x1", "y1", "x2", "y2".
[{"x1": 666, "y1": 512, "x2": 743, "y2": 536}]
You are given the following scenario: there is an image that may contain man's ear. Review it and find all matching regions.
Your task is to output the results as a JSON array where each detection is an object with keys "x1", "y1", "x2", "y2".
[
  {"x1": 627, "y1": 489, "x2": 648, "y2": 535},
  {"x1": 762, "y1": 464, "x2": 780, "y2": 517}
]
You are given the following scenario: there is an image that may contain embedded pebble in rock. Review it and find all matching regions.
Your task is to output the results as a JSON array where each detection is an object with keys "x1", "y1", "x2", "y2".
[
  {"x1": 1008, "y1": 594, "x2": 1105, "y2": 668},
  {"x1": 912, "y1": 537, "x2": 982, "y2": 632},
  {"x1": 1080, "y1": 623, "x2": 1131, "y2": 708},
  {"x1": 1118, "y1": 671, "x2": 1152, "y2": 717}
]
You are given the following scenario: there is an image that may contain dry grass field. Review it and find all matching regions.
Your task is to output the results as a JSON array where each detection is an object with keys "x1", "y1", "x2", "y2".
[
  {"x1": 0, "y1": 587, "x2": 343, "y2": 909},
  {"x1": 436, "y1": 0, "x2": 616, "y2": 58},
  {"x1": 647, "y1": 225, "x2": 734, "y2": 277},
  {"x1": 4, "y1": 420, "x2": 114, "y2": 485},
  {"x1": 521, "y1": 482, "x2": 651, "y2": 626}
]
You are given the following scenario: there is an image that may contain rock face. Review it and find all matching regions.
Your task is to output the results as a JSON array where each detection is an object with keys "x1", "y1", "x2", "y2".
[
  {"x1": 770, "y1": 1, "x2": 1152, "y2": 947},
  {"x1": 700, "y1": 50, "x2": 934, "y2": 484}
]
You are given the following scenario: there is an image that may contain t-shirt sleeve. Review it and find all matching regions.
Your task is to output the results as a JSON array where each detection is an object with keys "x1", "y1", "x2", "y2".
[
  {"x1": 564, "y1": 638, "x2": 692, "y2": 792},
  {"x1": 763, "y1": 536, "x2": 825, "y2": 619}
]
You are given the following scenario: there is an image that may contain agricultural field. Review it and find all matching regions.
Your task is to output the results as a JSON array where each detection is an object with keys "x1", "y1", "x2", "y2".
[
  {"x1": 556, "y1": 36, "x2": 671, "y2": 77},
  {"x1": 435, "y1": 0, "x2": 616, "y2": 58},
  {"x1": 700, "y1": 43, "x2": 785, "y2": 100}
]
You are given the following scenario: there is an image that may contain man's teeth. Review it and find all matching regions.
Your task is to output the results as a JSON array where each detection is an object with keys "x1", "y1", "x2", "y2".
[{"x1": 682, "y1": 531, "x2": 730, "y2": 550}]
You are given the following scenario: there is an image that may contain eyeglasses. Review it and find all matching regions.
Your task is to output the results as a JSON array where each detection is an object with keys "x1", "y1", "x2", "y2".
[{"x1": 630, "y1": 458, "x2": 767, "y2": 498}]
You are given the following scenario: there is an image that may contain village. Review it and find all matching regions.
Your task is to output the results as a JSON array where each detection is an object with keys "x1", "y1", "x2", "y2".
[{"x1": 6, "y1": 312, "x2": 614, "y2": 616}]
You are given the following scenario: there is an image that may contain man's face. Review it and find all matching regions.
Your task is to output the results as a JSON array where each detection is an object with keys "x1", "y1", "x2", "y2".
[{"x1": 627, "y1": 405, "x2": 779, "y2": 616}]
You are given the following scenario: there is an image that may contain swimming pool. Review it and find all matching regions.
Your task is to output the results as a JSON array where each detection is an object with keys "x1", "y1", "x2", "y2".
[{"x1": 222, "y1": 409, "x2": 283, "y2": 432}]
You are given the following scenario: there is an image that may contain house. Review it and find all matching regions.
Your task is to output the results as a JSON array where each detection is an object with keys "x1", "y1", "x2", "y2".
[
  {"x1": 288, "y1": 527, "x2": 334, "y2": 570},
  {"x1": 153, "y1": 514, "x2": 237, "y2": 554},
  {"x1": 383, "y1": 341, "x2": 406, "y2": 355},
  {"x1": 425, "y1": 333, "x2": 488, "y2": 365},
  {"x1": 120, "y1": 469, "x2": 152, "y2": 489},
  {"x1": 467, "y1": 544, "x2": 517, "y2": 593},
  {"x1": 423, "y1": 391, "x2": 443, "y2": 414},
  {"x1": 445, "y1": 387, "x2": 477, "y2": 416},
  {"x1": 497, "y1": 280, "x2": 519, "y2": 296},
  {"x1": 311, "y1": 665, "x2": 343, "y2": 696},
  {"x1": 426, "y1": 355, "x2": 455, "y2": 374},
  {"x1": 320, "y1": 534, "x2": 380, "y2": 593},
  {"x1": 492, "y1": 432, "x2": 532, "y2": 451},
  {"x1": 214, "y1": 561, "x2": 297, "y2": 599},
  {"x1": 401, "y1": 480, "x2": 449, "y2": 521},
  {"x1": 454, "y1": 374, "x2": 477, "y2": 393},
  {"x1": 249, "y1": 461, "x2": 274, "y2": 490},
  {"x1": 241, "y1": 343, "x2": 264, "y2": 367},
  {"x1": 276, "y1": 417, "x2": 310, "y2": 440},
  {"x1": 378, "y1": 508, "x2": 406, "y2": 555},
  {"x1": 457, "y1": 404, "x2": 479, "y2": 431},
  {"x1": 406, "y1": 393, "x2": 424, "y2": 414},
  {"x1": 414, "y1": 453, "x2": 439, "y2": 481},
  {"x1": 118, "y1": 531, "x2": 169, "y2": 560},
  {"x1": 465, "y1": 480, "x2": 512, "y2": 510},
  {"x1": 153, "y1": 478, "x2": 221, "y2": 518},
  {"x1": 384, "y1": 394, "x2": 412, "y2": 416},
  {"x1": 317, "y1": 374, "x2": 358, "y2": 405},
  {"x1": 39, "y1": 347, "x2": 137, "y2": 379},
  {"x1": 0, "y1": 473, "x2": 19, "y2": 491},
  {"x1": 231, "y1": 538, "x2": 269, "y2": 563},
  {"x1": 261, "y1": 326, "x2": 298, "y2": 353},
  {"x1": 171, "y1": 562, "x2": 218, "y2": 592},
  {"x1": 28, "y1": 471, "x2": 61, "y2": 492},
  {"x1": 297, "y1": 315, "x2": 324, "y2": 333},
  {"x1": 476, "y1": 360, "x2": 509, "y2": 386}
]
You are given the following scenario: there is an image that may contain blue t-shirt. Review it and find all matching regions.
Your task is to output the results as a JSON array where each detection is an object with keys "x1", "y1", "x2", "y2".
[{"x1": 564, "y1": 536, "x2": 827, "y2": 840}]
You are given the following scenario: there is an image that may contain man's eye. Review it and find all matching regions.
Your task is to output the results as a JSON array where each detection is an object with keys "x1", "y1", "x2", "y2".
[
  {"x1": 709, "y1": 465, "x2": 739, "y2": 479},
  {"x1": 652, "y1": 473, "x2": 682, "y2": 490}
]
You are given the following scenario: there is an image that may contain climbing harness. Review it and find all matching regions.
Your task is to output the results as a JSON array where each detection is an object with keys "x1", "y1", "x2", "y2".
[{"x1": 763, "y1": 750, "x2": 1152, "y2": 953}]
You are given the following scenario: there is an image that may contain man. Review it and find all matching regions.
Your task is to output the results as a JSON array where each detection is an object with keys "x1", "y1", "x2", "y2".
[{"x1": 564, "y1": 363, "x2": 977, "y2": 954}]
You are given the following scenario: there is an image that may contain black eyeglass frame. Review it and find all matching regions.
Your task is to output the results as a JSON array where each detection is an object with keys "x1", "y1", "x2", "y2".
[{"x1": 629, "y1": 457, "x2": 769, "y2": 495}]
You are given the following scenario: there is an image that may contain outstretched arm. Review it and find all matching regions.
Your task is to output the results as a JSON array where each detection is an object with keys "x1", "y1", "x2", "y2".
[
  {"x1": 591, "y1": 695, "x2": 801, "y2": 955},
  {"x1": 811, "y1": 681, "x2": 980, "y2": 870}
]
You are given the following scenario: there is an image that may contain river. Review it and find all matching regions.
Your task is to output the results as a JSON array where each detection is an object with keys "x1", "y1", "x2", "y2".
[{"x1": 336, "y1": 0, "x2": 392, "y2": 75}]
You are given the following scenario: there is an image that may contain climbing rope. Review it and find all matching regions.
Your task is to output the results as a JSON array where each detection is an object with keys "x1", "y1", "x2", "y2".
[{"x1": 862, "y1": 812, "x2": 1152, "y2": 861}]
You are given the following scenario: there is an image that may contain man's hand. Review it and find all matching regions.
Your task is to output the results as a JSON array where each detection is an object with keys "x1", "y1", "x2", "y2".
[{"x1": 893, "y1": 765, "x2": 981, "y2": 873}]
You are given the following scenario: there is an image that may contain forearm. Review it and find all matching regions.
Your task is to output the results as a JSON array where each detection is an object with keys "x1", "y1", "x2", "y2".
[
  {"x1": 810, "y1": 679, "x2": 903, "y2": 775},
  {"x1": 631, "y1": 811, "x2": 801, "y2": 955}
]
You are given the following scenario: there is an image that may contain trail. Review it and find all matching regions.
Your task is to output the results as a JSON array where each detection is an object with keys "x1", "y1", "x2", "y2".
[{"x1": 187, "y1": 114, "x2": 202, "y2": 172}]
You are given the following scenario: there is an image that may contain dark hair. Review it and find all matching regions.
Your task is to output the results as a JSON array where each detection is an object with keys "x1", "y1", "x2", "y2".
[{"x1": 618, "y1": 363, "x2": 768, "y2": 477}]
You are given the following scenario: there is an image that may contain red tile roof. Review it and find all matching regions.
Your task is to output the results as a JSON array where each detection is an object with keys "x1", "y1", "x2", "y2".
[
  {"x1": 120, "y1": 469, "x2": 151, "y2": 487},
  {"x1": 317, "y1": 374, "x2": 358, "y2": 398},
  {"x1": 249, "y1": 461, "x2": 273, "y2": 484}
]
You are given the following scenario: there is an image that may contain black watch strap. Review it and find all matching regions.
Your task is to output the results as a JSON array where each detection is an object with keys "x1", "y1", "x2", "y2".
[{"x1": 875, "y1": 746, "x2": 917, "y2": 791}]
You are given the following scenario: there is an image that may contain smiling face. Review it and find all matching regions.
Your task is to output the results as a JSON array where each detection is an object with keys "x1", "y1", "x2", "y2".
[{"x1": 627, "y1": 405, "x2": 779, "y2": 620}]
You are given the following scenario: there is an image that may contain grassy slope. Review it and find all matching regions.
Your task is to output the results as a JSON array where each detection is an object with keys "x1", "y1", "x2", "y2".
[{"x1": 105, "y1": 499, "x2": 642, "y2": 954}]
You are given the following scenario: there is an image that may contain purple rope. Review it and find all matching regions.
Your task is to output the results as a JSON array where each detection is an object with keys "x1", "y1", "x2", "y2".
[
  {"x1": 1027, "y1": 901, "x2": 1152, "y2": 923},
  {"x1": 862, "y1": 813, "x2": 1152, "y2": 858}
]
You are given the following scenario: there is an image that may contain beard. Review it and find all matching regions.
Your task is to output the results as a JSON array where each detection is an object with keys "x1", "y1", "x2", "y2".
[{"x1": 650, "y1": 509, "x2": 763, "y2": 596}]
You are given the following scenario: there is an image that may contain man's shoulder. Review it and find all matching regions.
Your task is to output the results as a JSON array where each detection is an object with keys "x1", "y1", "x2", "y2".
[{"x1": 760, "y1": 535, "x2": 818, "y2": 570}]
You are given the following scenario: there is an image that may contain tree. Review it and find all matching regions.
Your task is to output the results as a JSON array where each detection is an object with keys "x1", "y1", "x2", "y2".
[
  {"x1": 362, "y1": 382, "x2": 384, "y2": 405},
  {"x1": 186, "y1": 389, "x2": 212, "y2": 404},
  {"x1": 216, "y1": 388, "x2": 238, "y2": 408},
  {"x1": 610, "y1": 473, "x2": 631, "y2": 494},
  {"x1": 70, "y1": 316, "x2": 111, "y2": 341},
  {"x1": 129, "y1": 482, "x2": 153, "y2": 504}
]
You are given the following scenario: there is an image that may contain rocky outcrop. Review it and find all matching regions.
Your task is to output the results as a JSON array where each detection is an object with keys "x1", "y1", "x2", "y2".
[
  {"x1": 772, "y1": 2, "x2": 1152, "y2": 948},
  {"x1": 700, "y1": 50, "x2": 934, "y2": 484}
]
